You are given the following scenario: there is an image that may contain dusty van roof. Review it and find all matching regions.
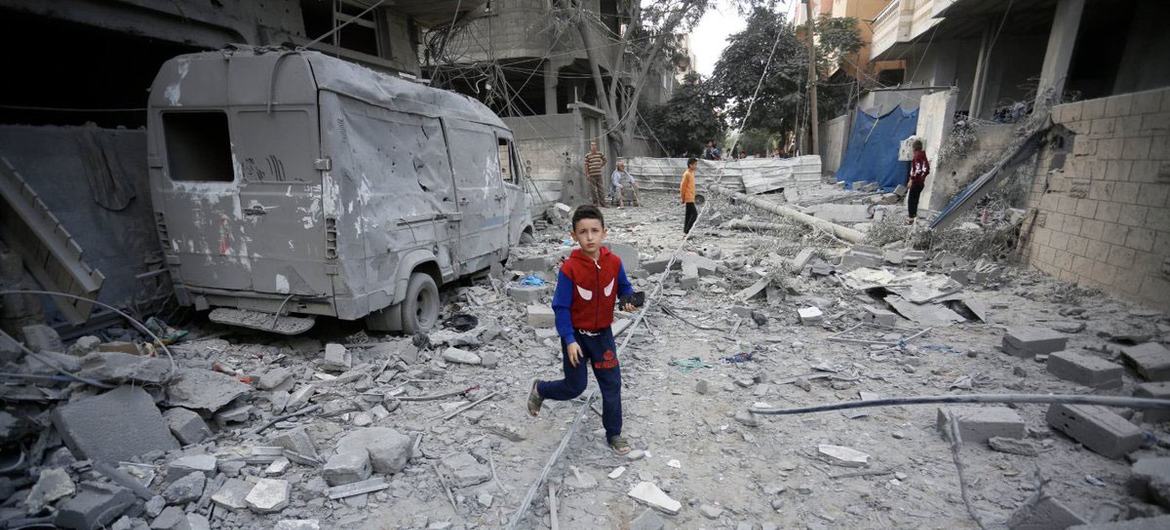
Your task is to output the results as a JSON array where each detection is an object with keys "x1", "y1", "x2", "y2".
[{"x1": 148, "y1": 47, "x2": 506, "y2": 129}]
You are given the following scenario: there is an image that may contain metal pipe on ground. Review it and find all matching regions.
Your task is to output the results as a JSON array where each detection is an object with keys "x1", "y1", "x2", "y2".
[
  {"x1": 749, "y1": 394, "x2": 1170, "y2": 416},
  {"x1": 710, "y1": 186, "x2": 865, "y2": 244}
]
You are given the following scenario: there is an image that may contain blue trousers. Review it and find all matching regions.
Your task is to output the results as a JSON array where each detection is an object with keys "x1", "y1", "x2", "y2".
[{"x1": 536, "y1": 328, "x2": 622, "y2": 439}]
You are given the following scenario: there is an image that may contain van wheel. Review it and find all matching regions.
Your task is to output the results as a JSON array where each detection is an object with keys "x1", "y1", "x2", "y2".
[{"x1": 401, "y1": 272, "x2": 440, "y2": 334}]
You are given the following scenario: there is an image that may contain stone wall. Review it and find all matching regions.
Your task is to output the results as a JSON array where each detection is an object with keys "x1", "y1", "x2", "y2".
[
  {"x1": 506, "y1": 113, "x2": 581, "y2": 211},
  {"x1": 1024, "y1": 87, "x2": 1170, "y2": 311}
]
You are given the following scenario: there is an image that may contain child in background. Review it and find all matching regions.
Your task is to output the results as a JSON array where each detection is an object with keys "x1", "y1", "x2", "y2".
[
  {"x1": 681, "y1": 157, "x2": 698, "y2": 234},
  {"x1": 527, "y1": 205, "x2": 638, "y2": 455}
]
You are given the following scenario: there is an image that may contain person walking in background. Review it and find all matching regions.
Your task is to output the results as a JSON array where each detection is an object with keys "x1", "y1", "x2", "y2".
[
  {"x1": 681, "y1": 157, "x2": 698, "y2": 235},
  {"x1": 584, "y1": 141, "x2": 607, "y2": 207},
  {"x1": 906, "y1": 140, "x2": 930, "y2": 225},
  {"x1": 703, "y1": 140, "x2": 722, "y2": 161}
]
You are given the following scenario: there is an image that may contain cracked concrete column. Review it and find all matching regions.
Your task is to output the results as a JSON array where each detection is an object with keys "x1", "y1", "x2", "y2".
[{"x1": 1036, "y1": 0, "x2": 1085, "y2": 107}]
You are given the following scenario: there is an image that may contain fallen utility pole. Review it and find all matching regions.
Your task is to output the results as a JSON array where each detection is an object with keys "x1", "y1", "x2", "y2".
[
  {"x1": 749, "y1": 394, "x2": 1170, "y2": 415},
  {"x1": 710, "y1": 186, "x2": 864, "y2": 243}
]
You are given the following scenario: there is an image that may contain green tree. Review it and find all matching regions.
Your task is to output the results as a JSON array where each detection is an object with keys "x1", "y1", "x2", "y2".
[
  {"x1": 644, "y1": 72, "x2": 724, "y2": 157},
  {"x1": 710, "y1": 8, "x2": 861, "y2": 142}
]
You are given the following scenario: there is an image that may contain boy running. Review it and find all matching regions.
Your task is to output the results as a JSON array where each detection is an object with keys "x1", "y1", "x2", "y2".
[{"x1": 527, "y1": 205, "x2": 637, "y2": 455}]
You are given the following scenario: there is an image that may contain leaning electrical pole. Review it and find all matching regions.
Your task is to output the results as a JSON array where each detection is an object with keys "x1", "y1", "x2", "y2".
[{"x1": 804, "y1": 0, "x2": 819, "y2": 155}]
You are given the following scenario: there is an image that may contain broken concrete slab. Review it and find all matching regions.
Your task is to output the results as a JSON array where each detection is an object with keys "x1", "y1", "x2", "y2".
[
  {"x1": 1047, "y1": 404, "x2": 1143, "y2": 459},
  {"x1": 735, "y1": 277, "x2": 770, "y2": 301},
  {"x1": 937, "y1": 406, "x2": 1026, "y2": 444},
  {"x1": 442, "y1": 452, "x2": 490, "y2": 487},
  {"x1": 1047, "y1": 351, "x2": 1123, "y2": 389},
  {"x1": 321, "y1": 343, "x2": 352, "y2": 372},
  {"x1": 257, "y1": 366, "x2": 294, "y2": 390},
  {"x1": 1002, "y1": 327, "x2": 1068, "y2": 358},
  {"x1": 211, "y1": 478, "x2": 253, "y2": 511},
  {"x1": 22, "y1": 324, "x2": 63, "y2": 353},
  {"x1": 1122, "y1": 343, "x2": 1170, "y2": 381},
  {"x1": 680, "y1": 261, "x2": 699, "y2": 290},
  {"x1": 1134, "y1": 383, "x2": 1170, "y2": 423},
  {"x1": 627, "y1": 481, "x2": 681, "y2": 514},
  {"x1": 334, "y1": 427, "x2": 413, "y2": 474},
  {"x1": 275, "y1": 520, "x2": 321, "y2": 530},
  {"x1": 988, "y1": 436, "x2": 1040, "y2": 456},
  {"x1": 441, "y1": 347, "x2": 481, "y2": 365},
  {"x1": 270, "y1": 426, "x2": 319, "y2": 460},
  {"x1": 78, "y1": 351, "x2": 172, "y2": 385},
  {"x1": 527, "y1": 305, "x2": 556, "y2": 328},
  {"x1": 817, "y1": 444, "x2": 869, "y2": 467},
  {"x1": 163, "y1": 408, "x2": 211, "y2": 446},
  {"x1": 162, "y1": 471, "x2": 205, "y2": 504},
  {"x1": 861, "y1": 306, "x2": 897, "y2": 327},
  {"x1": 806, "y1": 204, "x2": 871, "y2": 224},
  {"x1": 52, "y1": 385, "x2": 179, "y2": 463},
  {"x1": 607, "y1": 243, "x2": 640, "y2": 271},
  {"x1": 286, "y1": 385, "x2": 315, "y2": 412},
  {"x1": 166, "y1": 454, "x2": 217, "y2": 482},
  {"x1": 1128, "y1": 457, "x2": 1170, "y2": 508},
  {"x1": 630, "y1": 508, "x2": 667, "y2": 530},
  {"x1": 1007, "y1": 496, "x2": 1089, "y2": 530},
  {"x1": 151, "y1": 506, "x2": 191, "y2": 530},
  {"x1": 244, "y1": 478, "x2": 290, "y2": 513},
  {"x1": 24, "y1": 467, "x2": 75, "y2": 514},
  {"x1": 789, "y1": 248, "x2": 816, "y2": 273},
  {"x1": 54, "y1": 481, "x2": 136, "y2": 530},
  {"x1": 165, "y1": 368, "x2": 251, "y2": 413},
  {"x1": 323, "y1": 450, "x2": 371, "y2": 486}
]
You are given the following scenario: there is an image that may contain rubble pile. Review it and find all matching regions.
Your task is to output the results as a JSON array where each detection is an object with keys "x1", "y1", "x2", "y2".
[{"x1": 0, "y1": 189, "x2": 1168, "y2": 529}]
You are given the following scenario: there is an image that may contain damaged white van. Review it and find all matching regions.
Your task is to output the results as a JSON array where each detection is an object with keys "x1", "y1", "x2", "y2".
[{"x1": 147, "y1": 47, "x2": 533, "y2": 334}]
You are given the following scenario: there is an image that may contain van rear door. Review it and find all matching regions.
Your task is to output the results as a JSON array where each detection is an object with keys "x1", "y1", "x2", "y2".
[
  {"x1": 446, "y1": 120, "x2": 509, "y2": 270},
  {"x1": 152, "y1": 54, "x2": 330, "y2": 303}
]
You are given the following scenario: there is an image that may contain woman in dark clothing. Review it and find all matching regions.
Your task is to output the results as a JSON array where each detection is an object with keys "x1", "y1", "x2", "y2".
[{"x1": 906, "y1": 140, "x2": 930, "y2": 224}]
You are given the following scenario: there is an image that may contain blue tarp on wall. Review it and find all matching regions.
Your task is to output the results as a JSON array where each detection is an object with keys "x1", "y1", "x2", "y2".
[{"x1": 835, "y1": 105, "x2": 919, "y2": 191}]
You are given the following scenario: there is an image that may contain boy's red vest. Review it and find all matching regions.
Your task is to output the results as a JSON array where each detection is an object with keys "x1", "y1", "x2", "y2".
[{"x1": 561, "y1": 247, "x2": 621, "y2": 331}]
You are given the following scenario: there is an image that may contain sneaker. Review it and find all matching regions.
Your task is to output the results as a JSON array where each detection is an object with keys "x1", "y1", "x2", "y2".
[
  {"x1": 527, "y1": 380, "x2": 544, "y2": 417},
  {"x1": 608, "y1": 435, "x2": 631, "y2": 455}
]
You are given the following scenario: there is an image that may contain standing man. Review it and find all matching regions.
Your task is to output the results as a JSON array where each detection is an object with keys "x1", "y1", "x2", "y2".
[
  {"x1": 681, "y1": 157, "x2": 698, "y2": 235},
  {"x1": 584, "y1": 140, "x2": 607, "y2": 207},
  {"x1": 703, "y1": 140, "x2": 722, "y2": 161},
  {"x1": 906, "y1": 140, "x2": 930, "y2": 225}
]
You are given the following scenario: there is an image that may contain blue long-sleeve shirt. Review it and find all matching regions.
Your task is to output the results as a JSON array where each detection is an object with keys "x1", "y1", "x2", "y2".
[{"x1": 552, "y1": 264, "x2": 634, "y2": 345}]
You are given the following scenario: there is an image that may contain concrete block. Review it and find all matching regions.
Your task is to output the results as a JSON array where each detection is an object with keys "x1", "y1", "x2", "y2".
[
  {"x1": 510, "y1": 255, "x2": 551, "y2": 272},
  {"x1": 286, "y1": 385, "x2": 314, "y2": 412},
  {"x1": 54, "y1": 481, "x2": 136, "y2": 530},
  {"x1": 1047, "y1": 351, "x2": 1124, "y2": 389},
  {"x1": 321, "y1": 343, "x2": 352, "y2": 373},
  {"x1": 527, "y1": 305, "x2": 556, "y2": 328},
  {"x1": 680, "y1": 262, "x2": 699, "y2": 290},
  {"x1": 1068, "y1": 515, "x2": 1170, "y2": 529},
  {"x1": 1134, "y1": 382, "x2": 1170, "y2": 423},
  {"x1": 77, "y1": 351, "x2": 172, "y2": 385},
  {"x1": 937, "y1": 406, "x2": 1026, "y2": 444},
  {"x1": 52, "y1": 385, "x2": 178, "y2": 463},
  {"x1": 166, "y1": 454, "x2": 217, "y2": 482},
  {"x1": 1128, "y1": 457, "x2": 1170, "y2": 508},
  {"x1": 270, "y1": 426, "x2": 319, "y2": 459},
  {"x1": 1007, "y1": 496, "x2": 1088, "y2": 530},
  {"x1": 798, "y1": 307, "x2": 823, "y2": 325},
  {"x1": 862, "y1": 306, "x2": 897, "y2": 327},
  {"x1": 21, "y1": 324, "x2": 63, "y2": 353},
  {"x1": 1047, "y1": 404, "x2": 1143, "y2": 459},
  {"x1": 630, "y1": 509, "x2": 667, "y2": 530},
  {"x1": 166, "y1": 368, "x2": 251, "y2": 413},
  {"x1": 335, "y1": 427, "x2": 413, "y2": 474},
  {"x1": 25, "y1": 467, "x2": 75, "y2": 514},
  {"x1": 162, "y1": 408, "x2": 211, "y2": 446},
  {"x1": 151, "y1": 506, "x2": 191, "y2": 530},
  {"x1": 1002, "y1": 327, "x2": 1068, "y2": 358},
  {"x1": 323, "y1": 450, "x2": 371, "y2": 486},
  {"x1": 441, "y1": 452, "x2": 491, "y2": 487},
  {"x1": 257, "y1": 366, "x2": 293, "y2": 390},
  {"x1": 642, "y1": 257, "x2": 674, "y2": 274},
  {"x1": 789, "y1": 248, "x2": 816, "y2": 273},
  {"x1": 210, "y1": 478, "x2": 252, "y2": 511},
  {"x1": 507, "y1": 284, "x2": 549, "y2": 303},
  {"x1": 1122, "y1": 343, "x2": 1170, "y2": 381},
  {"x1": 162, "y1": 471, "x2": 206, "y2": 504},
  {"x1": 245, "y1": 478, "x2": 290, "y2": 513},
  {"x1": 607, "y1": 243, "x2": 640, "y2": 271}
]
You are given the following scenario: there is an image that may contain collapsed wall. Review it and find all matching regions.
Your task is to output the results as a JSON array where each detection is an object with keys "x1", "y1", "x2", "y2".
[{"x1": 1023, "y1": 87, "x2": 1170, "y2": 311}]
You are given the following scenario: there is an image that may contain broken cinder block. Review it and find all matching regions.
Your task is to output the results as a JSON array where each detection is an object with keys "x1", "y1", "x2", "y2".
[
  {"x1": 1122, "y1": 343, "x2": 1170, "y2": 381},
  {"x1": 1047, "y1": 404, "x2": 1143, "y2": 459},
  {"x1": 1127, "y1": 457, "x2": 1170, "y2": 510},
  {"x1": 861, "y1": 306, "x2": 897, "y2": 327},
  {"x1": 527, "y1": 305, "x2": 556, "y2": 328},
  {"x1": 163, "y1": 407, "x2": 212, "y2": 445},
  {"x1": 798, "y1": 307, "x2": 823, "y2": 325},
  {"x1": 1002, "y1": 327, "x2": 1068, "y2": 358},
  {"x1": 1134, "y1": 382, "x2": 1170, "y2": 423},
  {"x1": 937, "y1": 406, "x2": 1025, "y2": 444},
  {"x1": 51, "y1": 386, "x2": 179, "y2": 463},
  {"x1": 1047, "y1": 351, "x2": 1123, "y2": 389},
  {"x1": 321, "y1": 343, "x2": 352, "y2": 372}
]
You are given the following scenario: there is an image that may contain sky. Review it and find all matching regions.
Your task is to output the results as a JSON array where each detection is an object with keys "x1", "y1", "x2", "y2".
[
  {"x1": 691, "y1": 1, "x2": 746, "y2": 76},
  {"x1": 691, "y1": 0, "x2": 794, "y2": 76}
]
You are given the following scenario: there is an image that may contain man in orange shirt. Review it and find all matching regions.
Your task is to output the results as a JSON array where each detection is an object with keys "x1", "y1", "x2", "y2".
[{"x1": 680, "y1": 157, "x2": 698, "y2": 234}]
